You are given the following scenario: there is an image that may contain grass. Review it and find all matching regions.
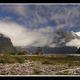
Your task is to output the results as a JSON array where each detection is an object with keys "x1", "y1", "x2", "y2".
[
  {"x1": 0, "y1": 54, "x2": 80, "y2": 66},
  {"x1": 0, "y1": 53, "x2": 80, "y2": 75},
  {"x1": 0, "y1": 54, "x2": 26, "y2": 63}
]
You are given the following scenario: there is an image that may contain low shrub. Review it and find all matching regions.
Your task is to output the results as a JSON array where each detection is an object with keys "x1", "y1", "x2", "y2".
[
  {"x1": 15, "y1": 56, "x2": 26, "y2": 63},
  {"x1": 41, "y1": 60, "x2": 53, "y2": 65},
  {"x1": 0, "y1": 54, "x2": 17, "y2": 63},
  {"x1": 0, "y1": 54, "x2": 26, "y2": 63}
]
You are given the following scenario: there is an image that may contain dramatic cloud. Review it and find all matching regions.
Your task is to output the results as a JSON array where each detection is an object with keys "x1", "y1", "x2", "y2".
[
  {"x1": 0, "y1": 21, "x2": 54, "y2": 47},
  {"x1": 1, "y1": 4, "x2": 80, "y2": 28},
  {"x1": 0, "y1": 4, "x2": 80, "y2": 47}
]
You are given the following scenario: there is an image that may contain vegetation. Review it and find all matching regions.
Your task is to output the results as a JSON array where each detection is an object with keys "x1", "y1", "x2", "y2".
[
  {"x1": 35, "y1": 47, "x2": 44, "y2": 55},
  {"x1": 0, "y1": 53, "x2": 80, "y2": 66},
  {"x1": 76, "y1": 47, "x2": 80, "y2": 54},
  {"x1": 17, "y1": 51, "x2": 29, "y2": 55},
  {"x1": 0, "y1": 53, "x2": 79, "y2": 75},
  {"x1": 0, "y1": 54, "x2": 26, "y2": 63}
]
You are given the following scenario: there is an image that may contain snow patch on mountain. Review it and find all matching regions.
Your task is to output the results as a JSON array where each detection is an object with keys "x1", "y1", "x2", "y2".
[
  {"x1": 66, "y1": 31, "x2": 80, "y2": 48},
  {"x1": 75, "y1": 32, "x2": 80, "y2": 36}
]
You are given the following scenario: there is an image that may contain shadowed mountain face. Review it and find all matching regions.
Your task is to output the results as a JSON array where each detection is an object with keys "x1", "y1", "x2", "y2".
[
  {"x1": 19, "y1": 46, "x2": 77, "y2": 54},
  {"x1": 52, "y1": 28, "x2": 80, "y2": 47},
  {"x1": 0, "y1": 33, "x2": 16, "y2": 54}
]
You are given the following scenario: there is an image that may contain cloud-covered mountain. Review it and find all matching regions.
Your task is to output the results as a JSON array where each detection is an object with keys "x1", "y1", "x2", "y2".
[{"x1": 47, "y1": 27, "x2": 80, "y2": 48}]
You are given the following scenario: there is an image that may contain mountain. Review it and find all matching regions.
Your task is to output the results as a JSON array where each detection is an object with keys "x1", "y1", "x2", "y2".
[
  {"x1": 64, "y1": 31, "x2": 80, "y2": 42},
  {"x1": 18, "y1": 46, "x2": 77, "y2": 54},
  {"x1": 43, "y1": 46, "x2": 77, "y2": 54},
  {"x1": 52, "y1": 28, "x2": 80, "y2": 47},
  {"x1": 0, "y1": 33, "x2": 16, "y2": 54},
  {"x1": 15, "y1": 31, "x2": 79, "y2": 54},
  {"x1": 15, "y1": 30, "x2": 80, "y2": 54}
]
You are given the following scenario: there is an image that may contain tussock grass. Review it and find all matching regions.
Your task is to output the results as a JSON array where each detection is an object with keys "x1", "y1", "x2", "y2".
[
  {"x1": 0, "y1": 54, "x2": 26, "y2": 63},
  {"x1": 0, "y1": 54, "x2": 80, "y2": 66}
]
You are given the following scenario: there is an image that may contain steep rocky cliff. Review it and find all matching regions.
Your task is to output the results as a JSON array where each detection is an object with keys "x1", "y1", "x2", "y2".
[{"x1": 0, "y1": 33, "x2": 16, "y2": 54}]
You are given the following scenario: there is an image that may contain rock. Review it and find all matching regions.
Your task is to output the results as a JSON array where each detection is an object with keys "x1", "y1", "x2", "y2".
[{"x1": 0, "y1": 33, "x2": 16, "y2": 54}]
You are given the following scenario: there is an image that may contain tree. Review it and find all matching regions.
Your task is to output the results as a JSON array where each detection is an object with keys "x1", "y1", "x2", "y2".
[
  {"x1": 35, "y1": 47, "x2": 44, "y2": 55},
  {"x1": 76, "y1": 47, "x2": 80, "y2": 54},
  {"x1": 17, "y1": 50, "x2": 29, "y2": 55}
]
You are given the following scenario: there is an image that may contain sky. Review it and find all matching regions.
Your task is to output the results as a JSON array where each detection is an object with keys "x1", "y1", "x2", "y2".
[{"x1": 0, "y1": 4, "x2": 80, "y2": 47}]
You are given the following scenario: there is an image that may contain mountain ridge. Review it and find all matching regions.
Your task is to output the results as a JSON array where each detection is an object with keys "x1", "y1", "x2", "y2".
[{"x1": 0, "y1": 33, "x2": 17, "y2": 54}]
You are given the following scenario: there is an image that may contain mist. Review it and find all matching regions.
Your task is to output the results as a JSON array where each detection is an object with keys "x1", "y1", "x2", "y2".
[{"x1": 0, "y1": 21, "x2": 54, "y2": 47}]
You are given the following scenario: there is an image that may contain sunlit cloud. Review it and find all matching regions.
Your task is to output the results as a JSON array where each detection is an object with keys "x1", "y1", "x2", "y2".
[{"x1": 0, "y1": 21, "x2": 54, "y2": 47}]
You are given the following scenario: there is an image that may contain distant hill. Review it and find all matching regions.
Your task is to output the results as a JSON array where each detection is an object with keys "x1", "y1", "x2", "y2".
[
  {"x1": 0, "y1": 33, "x2": 16, "y2": 54},
  {"x1": 19, "y1": 46, "x2": 77, "y2": 54},
  {"x1": 43, "y1": 46, "x2": 77, "y2": 54}
]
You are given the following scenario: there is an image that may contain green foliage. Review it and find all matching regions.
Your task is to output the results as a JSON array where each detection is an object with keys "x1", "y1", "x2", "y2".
[
  {"x1": 0, "y1": 54, "x2": 17, "y2": 63},
  {"x1": 36, "y1": 47, "x2": 44, "y2": 55},
  {"x1": 76, "y1": 47, "x2": 80, "y2": 54},
  {"x1": 0, "y1": 54, "x2": 80, "y2": 66},
  {"x1": 14, "y1": 56, "x2": 26, "y2": 63},
  {"x1": 17, "y1": 52, "x2": 25, "y2": 55},
  {"x1": 9, "y1": 52, "x2": 17, "y2": 55},
  {"x1": 41, "y1": 60, "x2": 53, "y2": 64},
  {"x1": 0, "y1": 54, "x2": 26, "y2": 63},
  {"x1": 17, "y1": 51, "x2": 29, "y2": 55}
]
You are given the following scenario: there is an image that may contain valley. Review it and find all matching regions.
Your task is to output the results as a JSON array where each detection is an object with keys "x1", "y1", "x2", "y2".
[{"x1": 0, "y1": 54, "x2": 79, "y2": 75}]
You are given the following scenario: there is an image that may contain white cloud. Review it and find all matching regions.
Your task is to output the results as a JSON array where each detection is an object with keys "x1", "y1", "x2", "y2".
[
  {"x1": 0, "y1": 21, "x2": 54, "y2": 47},
  {"x1": 0, "y1": 21, "x2": 35, "y2": 46},
  {"x1": 66, "y1": 39, "x2": 80, "y2": 48},
  {"x1": 1, "y1": 5, "x2": 80, "y2": 28}
]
